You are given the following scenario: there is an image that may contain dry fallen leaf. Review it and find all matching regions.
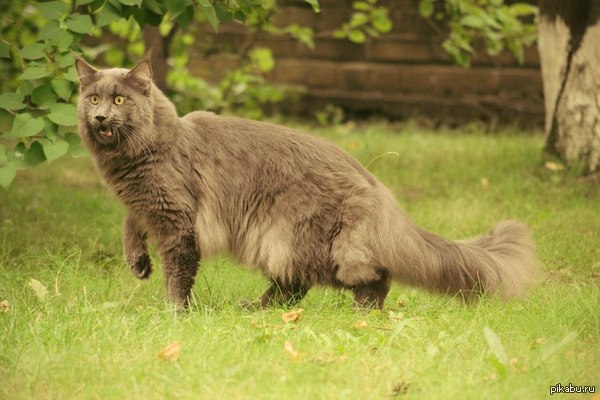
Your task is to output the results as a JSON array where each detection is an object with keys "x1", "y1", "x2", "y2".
[
  {"x1": 529, "y1": 337, "x2": 546, "y2": 348},
  {"x1": 480, "y1": 177, "x2": 489, "y2": 190},
  {"x1": 281, "y1": 308, "x2": 303, "y2": 324},
  {"x1": 1, "y1": 300, "x2": 9, "y2": 313},
  {"x1": 483, "y1": 373, "x2": 498, "y2": 382},
  {"x1": 28, "y1": 278, "x2": 48, "y2": 302},
  {"x1": 157, "y1": 341, "x2": 181, "y2": 361},
  {"x1": 284, "y1": 340, "x2": 300, "y2": 360},
  {"x1": 545, "y1": 161, "x2": 565, "y2": 171},
  {"x1": 353, "y1": 320, "x2": 368, "y2": 329}
]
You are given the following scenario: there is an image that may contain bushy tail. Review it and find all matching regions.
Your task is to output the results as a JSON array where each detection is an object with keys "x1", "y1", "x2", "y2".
[{"x1": 400, "y1": 221, "x2": 540, "y2": 300}]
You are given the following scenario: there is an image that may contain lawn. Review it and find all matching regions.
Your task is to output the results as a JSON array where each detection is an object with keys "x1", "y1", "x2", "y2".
[{"x1": 0, "y1": 121, "x2": 598, "y2": 399}]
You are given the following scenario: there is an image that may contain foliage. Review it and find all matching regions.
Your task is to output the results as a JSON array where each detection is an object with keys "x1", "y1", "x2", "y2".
[
  {"x1": 0, "y1": 0, "x2": 347, "y2": 188},
  {"x1": 418, "y1": 0, "x2": 538, "y2": 67},
  {"x1": 0, "y1": 0, "x2": 540, "y2": 188},
  {"x1": 332, "y1": 0, "x2": 392, "y2": 44}
]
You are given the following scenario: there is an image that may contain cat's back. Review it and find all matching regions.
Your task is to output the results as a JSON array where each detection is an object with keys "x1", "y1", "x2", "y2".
[{"x1": 181, "y1": 111, "x2": 375, "y2": 184}]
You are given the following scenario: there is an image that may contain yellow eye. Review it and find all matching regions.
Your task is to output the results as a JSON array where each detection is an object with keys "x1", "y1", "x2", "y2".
[
  {"x1": 90, "y1": 94, "x2": 99, "y2": 105},
  {"x1": 114, "y1": 95, "x2": 124, "y2": 105}
]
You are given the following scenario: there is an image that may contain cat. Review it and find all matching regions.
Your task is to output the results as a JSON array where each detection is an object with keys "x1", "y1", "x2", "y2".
[{"x1": 75, "y1": 57, "x2": 539, "y2": 310}]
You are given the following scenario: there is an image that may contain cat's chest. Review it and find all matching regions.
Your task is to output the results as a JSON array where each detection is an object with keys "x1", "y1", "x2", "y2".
[{"x1": 105, "y1": 161, "x2": 183, "y2": 213}]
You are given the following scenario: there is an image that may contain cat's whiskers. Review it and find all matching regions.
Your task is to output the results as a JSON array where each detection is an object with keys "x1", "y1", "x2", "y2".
[{"x1": 119, "y1": 123, "x2": 153, "y2": 158}]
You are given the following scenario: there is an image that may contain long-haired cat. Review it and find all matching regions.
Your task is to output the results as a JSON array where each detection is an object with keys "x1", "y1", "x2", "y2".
[{"x1": 75, "y1": 57, "x2": 539, "y2": 309}]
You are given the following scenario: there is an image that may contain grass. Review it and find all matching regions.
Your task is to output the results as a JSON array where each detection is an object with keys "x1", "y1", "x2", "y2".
[{"x1": 0, "y1": 121, "x2": 599, "y2": 399}]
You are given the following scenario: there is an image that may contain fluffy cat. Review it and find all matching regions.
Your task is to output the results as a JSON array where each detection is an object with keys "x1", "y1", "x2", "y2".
[{"x1": 75, "y1": 57, "x2": 539, "y2": 309}]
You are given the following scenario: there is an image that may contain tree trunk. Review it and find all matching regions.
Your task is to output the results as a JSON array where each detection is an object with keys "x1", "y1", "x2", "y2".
[
  {"x1": 539, "y1": 0, "x2": 600, "y2": 172},
  {"x1": 142, "y1": 25, "x2": 169, "y2": 93}
]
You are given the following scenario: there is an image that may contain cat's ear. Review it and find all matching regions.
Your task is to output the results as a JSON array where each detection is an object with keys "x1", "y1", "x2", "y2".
[
  {"x1": 126, "y1": 58, "x2": 153, "y2": 95},
  {"x1": 75, "y1": 57, "x2": 99, "y2": 86}
]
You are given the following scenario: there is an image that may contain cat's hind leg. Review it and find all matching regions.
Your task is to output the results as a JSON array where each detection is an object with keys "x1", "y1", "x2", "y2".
[
  {"x1": 331, "y1": 228, "x2": 391, "y2": 310},
  {"x1": 350, "y1": 268, "x2": 391, "y2": 310},
  {"x1": 259, "y1": 278, "x2": 309, "y2": 308},
  {"x1": 241, "y1": 278, "x2": 310, "y2": 310}
]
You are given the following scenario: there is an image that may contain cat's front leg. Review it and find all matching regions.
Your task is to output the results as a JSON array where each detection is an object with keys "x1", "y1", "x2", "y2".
[
  {"x1": 123, "y1": 213, "x2": 152, "y2": 279},
  {"x1": 159, "y1": 231, "x2": 200, "y2": 308}
]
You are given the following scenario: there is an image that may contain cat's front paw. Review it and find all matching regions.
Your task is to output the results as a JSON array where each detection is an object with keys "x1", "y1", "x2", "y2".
[{"x1": 129, "y1": 253, "x2": 152, "y2": 279}]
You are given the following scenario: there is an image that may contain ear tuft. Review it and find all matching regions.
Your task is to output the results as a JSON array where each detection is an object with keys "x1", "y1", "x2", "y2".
[
  {"x1": 75, "y1": 57, "x2": 98, "y2": 85},
  {"x1": 126, "y1": 59, "x2": 153, "y2": 94}
]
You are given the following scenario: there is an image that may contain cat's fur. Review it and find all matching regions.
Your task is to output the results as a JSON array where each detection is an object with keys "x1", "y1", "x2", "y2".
[{"x1": 75, "y1": 57, "x2": 539, "y2": 309}]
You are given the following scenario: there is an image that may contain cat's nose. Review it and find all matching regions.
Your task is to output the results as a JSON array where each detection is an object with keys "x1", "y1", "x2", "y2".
[{"x1": 95, "y1": 115, "x2": 107, "y2": 123}]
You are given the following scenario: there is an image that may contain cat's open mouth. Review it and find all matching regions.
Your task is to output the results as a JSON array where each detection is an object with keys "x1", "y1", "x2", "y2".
[
  {"x1": 99, "y1": 127, "x2": 113, "y2": 138},
  {"x1": 93, "y1": 125, "x2": 116, "y2": 144}
]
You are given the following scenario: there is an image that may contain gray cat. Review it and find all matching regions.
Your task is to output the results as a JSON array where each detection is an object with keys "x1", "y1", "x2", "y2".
[{"x1": 75, "y1": 57, "x2": 539, "y2": 310}]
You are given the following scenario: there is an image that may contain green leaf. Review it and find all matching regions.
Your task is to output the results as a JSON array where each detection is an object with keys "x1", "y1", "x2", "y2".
[
  {"x1": 7, "y1": 113, "x2": 45, "y2": 138},
  {"x1": 250, "y1": 48, "x2": 275, "y2": 72},
  {"x1": 0, "y1": 42, "x2": 9, "y2": 58},
  {"x1": 348, "y1": 29, "x2": 366, "y2": 43},
  {"x1": 56, "y1": 52, "x2": 75, "y2": 68},
  {"x1": 349, "y1": 12, "x2": 369, "y2": 28},
  {"x1": 49, "y1": 30, "x2": 74, "y2": 51},
  {"x1": 418, "y1": 0, "x2": 434, "y2": 18},
  {"x1": 31, "y1": 83, "x2": 58, "y2": 109},
  {"x1": 536, "y1": 332, "x2": 577, "y2": 367},
  {"x1": 76, "y1": 0, "x2": 95, "y2": 5},
  {"x1": 140, "y1": 9, "x2": 162, "y2": 26},
  {"x1": 461, "y1": 15, "x2": 485, "y2": 29},
  {"x1": 64, "y1": 66, "x2": 79, "y2": 83},
  {"x1": 43, "y1": 118, "x2": 59, "y2": 139},
  {"x1": 353, "y1": 1, "x2": 370, "y2": 11},
  {"x1": 165, "y1": 0, "x2": 187, "y2": 17},
  {"x1": 64, "y1": 132, "x2": 87, "y2": 157},
  {"x1": 19, "y1": 66, "x2": 51, "y2": 80},
  {"x1": 47, "y1": 103, "x2": 78, "y2": 126},
  {"x1": 43, "y1": 139, "x2": 69, "y2": 162},
  {"x1": 0, "y1": 93, "x2": 26, "y2": 111},
  {"x1": 25, "y1": 142, "x2": 47, "y2": 167},
  {"x1": 38, "y1": 20, "x2": 61, "y2": 41},
  {"x1": 37, "y1": 1, "x2": 69, "y2": 20},
  {"x1": 372, "y1": 10, "x2": 392, "y2": 33},
  {"x1": 483, "y1": 327, "x2": 508, "y2": 366},
  {"x1": 118, "y1": 0, "x2": 142, "y2": 6},
  {"x1": 0, "y1": 164, "x2": 17, "y2": 189},
  {"x1": 333, "y1": 29, "x2": 346, "y2": 39},
  {"x1": 304, "y1": 0, "x2": 320, "y2": 13},
  {"x1": 198, "y1": 3, "x2": 219, "y2": 30},
  {"x1": 19, "y1": 43, "x2": 46, "y2": 60},
  {"x1": 175, "y1": 5, "x2": 194, "y2": 28},
  {"x1": 66, "y1": 14, "x2": 93, "y2": 34},
  {"x1": 97, "y1": 3, "x2": 121, "y2": 27},
  {"x1": 142, "y1": 0, "x2": 163, "y2": 14},
  {"x1": 17, "y1": 80, "x2": 35, "y2": 96},
  {"x1": 51, "y1": 78, "x2": 72, "y2": 100},
  {"x1": 509, "y1": 3, "x2": 538, "y2": 17},
  {"x1": 507, "y1": 40, "x2": 524, "y2": 64},
  {"x1": 104, "y1": 48, "x2": 125, "y2": 66}
]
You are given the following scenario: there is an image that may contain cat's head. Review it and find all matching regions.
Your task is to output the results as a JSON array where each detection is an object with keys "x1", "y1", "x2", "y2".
[{"x1": 75, "y1": 58, "x2": 155, "y2": 156}]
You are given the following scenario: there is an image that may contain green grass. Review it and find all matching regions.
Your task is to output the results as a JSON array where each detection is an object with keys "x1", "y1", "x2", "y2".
[{"x1": 1, "y1": 122, "x2": 599, "y2": 399}]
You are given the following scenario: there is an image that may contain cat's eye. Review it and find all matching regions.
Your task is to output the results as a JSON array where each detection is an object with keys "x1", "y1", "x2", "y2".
[
  {"x1": 114, "y1": 95, "x2": 125, "y2": 105},
  {"x1": 90, "y1": 95, "x2": 99, "y2": 105}
]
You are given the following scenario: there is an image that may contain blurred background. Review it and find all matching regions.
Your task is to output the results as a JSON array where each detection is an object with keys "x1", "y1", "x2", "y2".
[{"x1": 0, "y1": 0, "x2": 599, "y2": 185}]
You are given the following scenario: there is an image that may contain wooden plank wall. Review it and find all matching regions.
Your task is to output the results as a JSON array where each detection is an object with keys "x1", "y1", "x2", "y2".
[{"x1": 189, "y1": 0, "x2": 544, "y2": 126}]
